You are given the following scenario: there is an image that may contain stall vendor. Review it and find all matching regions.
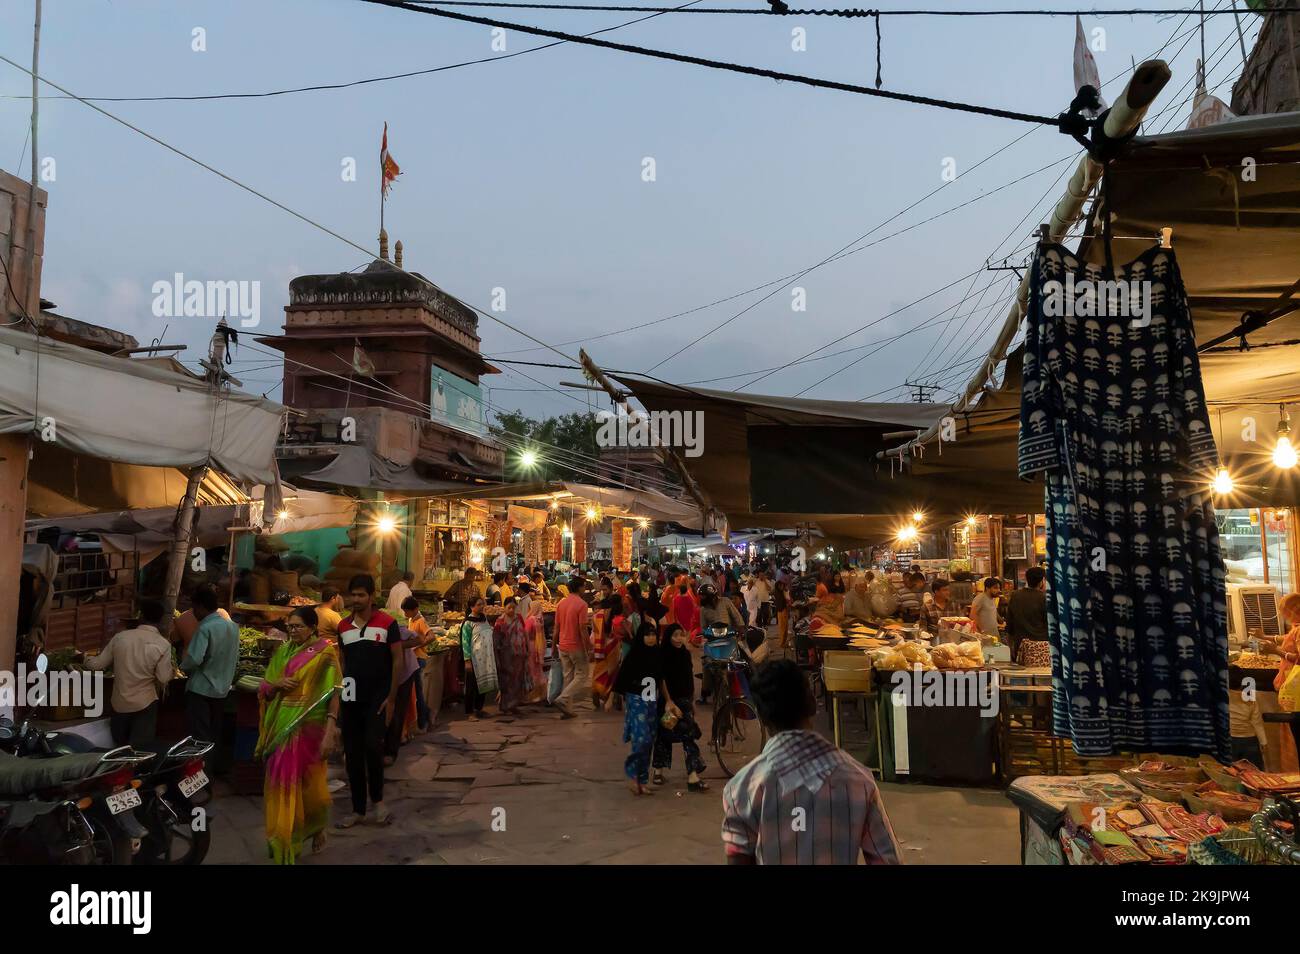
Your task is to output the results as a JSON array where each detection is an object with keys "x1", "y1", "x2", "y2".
[{"x1": 843, "y1": 577, "x2": 872, "y2": 621}]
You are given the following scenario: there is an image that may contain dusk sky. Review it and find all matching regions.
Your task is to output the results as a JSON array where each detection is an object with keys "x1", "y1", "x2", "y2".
[{"x1": 0, "y1": 1, "x2": 1258, "y2": 418}]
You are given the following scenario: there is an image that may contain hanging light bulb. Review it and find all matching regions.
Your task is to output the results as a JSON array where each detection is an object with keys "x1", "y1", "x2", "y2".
[
  {"x1": 912, "y1": 510, "x2": 924, "y2": 523},
  {"x1": 965, "y1": 515, "x2": 978, "y2": 528},
  {"x1": 1210, "y1": 467, "x2": 1234, "y2": 496},
  {"x1": 1274, "y1": 407, "x2": 1297, "y2": 469}
]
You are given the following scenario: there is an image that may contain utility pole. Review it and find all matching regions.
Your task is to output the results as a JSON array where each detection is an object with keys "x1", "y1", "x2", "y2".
[
  {"x1": 904, "y1": 379, "x2": 940, "y2": 404},
  {"x1": 159, "y1": 322, "x2": 237, "y2": 632},
  {"x1": 22, "y1": 0, "x2": 41, "y2": 327},
  {"x1": 577, "y1": 348, "x2": 717, "y2": 531}
]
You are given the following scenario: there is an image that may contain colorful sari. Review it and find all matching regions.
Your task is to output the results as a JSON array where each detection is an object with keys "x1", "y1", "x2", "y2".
[
  {"x1": 493, "y1": 613, "x2": 528, "y2": 711},
  {"x1": 591, "y1": 613, "x2": 628, "y2": 703},
  {"x1": 524, "y1": 604, "x2": 547, "y2": 703},
  {"x1": 256, "y1": 637, "x2": 341, "y2": 865}
]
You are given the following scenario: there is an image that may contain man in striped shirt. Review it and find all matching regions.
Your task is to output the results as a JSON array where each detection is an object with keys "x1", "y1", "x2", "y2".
[{"x1": 721, "y1": 660, "x2": 901, "y2": 865}]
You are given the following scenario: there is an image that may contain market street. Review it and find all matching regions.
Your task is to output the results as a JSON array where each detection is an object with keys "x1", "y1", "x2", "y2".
[{"x1": 207, "y1": 698, "x2": 1019, "y2": 866}]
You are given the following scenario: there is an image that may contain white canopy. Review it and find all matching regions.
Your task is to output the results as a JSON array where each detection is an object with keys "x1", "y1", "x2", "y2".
[{"x1": 0, "y1": 325, "x2": 284, "y2": 485}]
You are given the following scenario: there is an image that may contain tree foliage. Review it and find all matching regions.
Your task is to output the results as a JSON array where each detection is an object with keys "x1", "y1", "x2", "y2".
[{"x1": 491, "y1": 410, "x2": 601, "y2": 482}]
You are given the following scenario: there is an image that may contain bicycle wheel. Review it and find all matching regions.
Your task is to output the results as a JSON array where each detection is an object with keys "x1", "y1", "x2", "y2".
[{"x1": 712, "y1": 699, "x2": 767, "y2": 777}]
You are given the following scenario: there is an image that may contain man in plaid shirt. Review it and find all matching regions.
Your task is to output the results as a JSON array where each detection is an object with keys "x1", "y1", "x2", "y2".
[{"x1": 721, "y1": 660, "x2": 901, "y2": 865}]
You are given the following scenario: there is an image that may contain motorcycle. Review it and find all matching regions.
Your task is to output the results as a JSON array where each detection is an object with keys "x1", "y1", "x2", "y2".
[
  {"x1": 0, "y1": 729, "x2": 153, "y2": 864},
  {"x1": 2, "y1": 721, "x2": 213, "y2": 866}
]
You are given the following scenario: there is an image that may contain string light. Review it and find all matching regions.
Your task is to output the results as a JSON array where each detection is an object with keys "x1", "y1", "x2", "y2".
[{"x1": 965, "y1": 515, "x2": 978, "y2": 527}]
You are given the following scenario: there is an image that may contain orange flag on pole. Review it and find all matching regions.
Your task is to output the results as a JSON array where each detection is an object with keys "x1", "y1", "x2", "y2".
[{"x1": 381, "y1": 122, "x2": 401, "y2": 198}]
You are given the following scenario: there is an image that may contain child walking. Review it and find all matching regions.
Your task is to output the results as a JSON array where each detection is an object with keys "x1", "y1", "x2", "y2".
[
  {"x1": 615, "y1": 621, "x2": 661, "y2": 796},
  {"x1": 652, "y1": 624, "x2": 708, "y2": 792}
]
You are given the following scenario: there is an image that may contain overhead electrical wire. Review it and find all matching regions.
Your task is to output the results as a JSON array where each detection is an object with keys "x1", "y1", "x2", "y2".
[
  {"x1": 666, "y1": 12, "x2": 1212, "y2": 394},
  {"x1": 0, "y1": 1, "x2": 706, "y2": 104},
  {"x1": 402, "y1": 2, "x2": 1296, "y2": 14},
  {"x1": 358, "y1": 0, "x2": 1063, "y2": 124},
  {"x1": 0, "y1": 50, "x2": 618, "y2": 414}
]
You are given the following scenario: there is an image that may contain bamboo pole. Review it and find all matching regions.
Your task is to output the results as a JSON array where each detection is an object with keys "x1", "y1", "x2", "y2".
[{"x1": 878, "y1": 59, "x2": 1172, "y2": 463}]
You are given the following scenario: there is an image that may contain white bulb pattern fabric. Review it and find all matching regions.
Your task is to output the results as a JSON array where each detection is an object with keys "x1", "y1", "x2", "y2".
[{"x1": 1018, "y1": 244, "x2": 1230, "y2": 759}]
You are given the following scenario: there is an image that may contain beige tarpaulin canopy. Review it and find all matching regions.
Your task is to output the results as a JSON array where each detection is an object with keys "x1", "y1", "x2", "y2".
[
  {"x1": 0, "y1": 325, "x2": 284, "y2": 483},
  {"x1": 426, "y1": 479, "x2": 700, "y2": 526},
  {"x1": 26, "y1": 487, "x2": 359, "y2": 565},
  {"x1": 610, "y1": 375, "x2": 1030, "y2": 542}
]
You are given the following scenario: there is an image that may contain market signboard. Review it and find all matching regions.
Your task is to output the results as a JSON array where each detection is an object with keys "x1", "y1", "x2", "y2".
[{"x1": 431, "y1": 367, "x2": 486, "y2": 437}]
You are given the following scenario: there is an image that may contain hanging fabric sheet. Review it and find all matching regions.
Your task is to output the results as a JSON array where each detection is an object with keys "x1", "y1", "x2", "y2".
[{"x1": 1018, "y1": 243, "x2": 1230, "y2": 760}]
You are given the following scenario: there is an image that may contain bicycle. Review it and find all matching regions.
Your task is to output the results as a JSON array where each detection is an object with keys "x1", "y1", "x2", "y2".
[{"x1": 702, "y1": 633, "x2": 768, "y2": 777}]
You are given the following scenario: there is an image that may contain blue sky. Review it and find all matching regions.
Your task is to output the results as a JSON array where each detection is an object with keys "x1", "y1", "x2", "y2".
[{"x1": 0, "y1": 1, "x2": 1259, "y2": 417}]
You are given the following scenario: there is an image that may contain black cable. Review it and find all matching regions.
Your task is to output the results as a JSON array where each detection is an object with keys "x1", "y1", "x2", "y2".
[
  {"x1": 0, "y1": 1, "x2": 704, "y2": 104},
  {"x1": 401, "y1": 2, "x2": 1297, "y2": 15},
  {"x1": 358, "y1": 0, "x2": 1063, "y2": 125}
]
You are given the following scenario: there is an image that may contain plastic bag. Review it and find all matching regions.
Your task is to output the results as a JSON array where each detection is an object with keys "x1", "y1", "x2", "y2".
[
  {"x1": 1279, "y1": 663, "x2": 1300, "y2": 713},
  {"x1": 547, "y1": 652, "x2": 564, "y2": 703}
]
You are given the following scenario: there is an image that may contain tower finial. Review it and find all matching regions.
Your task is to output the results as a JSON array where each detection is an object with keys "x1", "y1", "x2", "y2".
[
  {"x1": 394, "y1": 240, "x2": 403, "y2": 269},
  {"x1": 379, "y1": 228, "x2": 389, "y2": 261}
]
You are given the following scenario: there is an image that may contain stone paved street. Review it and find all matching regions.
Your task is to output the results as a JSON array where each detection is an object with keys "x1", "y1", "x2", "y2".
[{"x1": 208, "y1": 640, "x2": 1020, "y2": 865}]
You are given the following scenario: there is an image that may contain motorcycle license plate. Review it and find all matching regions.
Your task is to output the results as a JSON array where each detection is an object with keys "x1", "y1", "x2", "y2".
[
  {"x1": 178, "y1": 770, "x2": 209, "y2": 798},
  {"x1": 106, "y1": 788, "x2": 142, "y2": 815}
]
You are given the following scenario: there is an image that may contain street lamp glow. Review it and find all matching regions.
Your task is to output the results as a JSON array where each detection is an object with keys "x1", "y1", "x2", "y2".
[
  {"x1": 896, "y1": 525, "x2": 918, "y2": 544},
  {"x1": 912, "y1": 510, "x2": 924, "y2": 523},
  {"x1": 377, "y1": 514, "x2": 397, "y2": 533},
  {"x1": 584, "y1": 507, "x2": 598, "y2": 521},
  {"x1": 519, "y1": 449, "x2": 539, "y2": 469},
  {"x1": 1211, "y1": 468, "x2": 1234, "y2": 495}
]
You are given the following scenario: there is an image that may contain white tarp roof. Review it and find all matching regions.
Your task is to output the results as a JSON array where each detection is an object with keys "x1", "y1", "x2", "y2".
[{"x1": 0, "y1": 325, "x2": 284, "y2": 484}]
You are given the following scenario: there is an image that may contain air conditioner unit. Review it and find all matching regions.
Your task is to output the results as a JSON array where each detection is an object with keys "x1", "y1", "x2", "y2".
[{"x1": 1225, "y1": 582, "x2": 1282, "y2": 640}]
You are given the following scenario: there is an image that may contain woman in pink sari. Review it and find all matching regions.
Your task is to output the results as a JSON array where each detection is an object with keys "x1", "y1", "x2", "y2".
[{"x1": 523, "y1": 598, "x2": 547, "y2": 704}]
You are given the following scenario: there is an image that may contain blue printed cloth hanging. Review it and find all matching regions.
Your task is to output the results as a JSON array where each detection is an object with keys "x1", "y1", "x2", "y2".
[{"x1": 1017, "y1": 242, "x2": 1230, "y2": 760}]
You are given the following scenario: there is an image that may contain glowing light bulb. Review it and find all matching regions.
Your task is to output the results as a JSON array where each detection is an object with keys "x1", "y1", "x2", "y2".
[
  {"x1": 912, "y1": 510, "x2": 924, "y2": 523},
  {"x1": 519, "y1": 449, "x2": 538, "y2": 468},
  {"x1": 549, "y1": 500, "x2": 559, "y2": 510},
  {"x1": 1211, "y1": 468, "x2": 1234, "y2": 495},
  {"x1": 585, "y1": 507, "x2": 598, "y2": 521},
  {"x1": 377, "y1": 514, "x2": 397, "y2": 533},
  {"x1": 277, "y1": 510, "x2": 289, "y2": 521},
  {"x1": 966, "y1": 515, "x2": 978, "y2": 527},
  {"x1": 1274, "y1": 435, "x2": 1297, "y2": 469}
]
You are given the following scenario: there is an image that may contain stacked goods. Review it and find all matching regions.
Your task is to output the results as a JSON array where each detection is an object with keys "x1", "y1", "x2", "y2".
[
  {"x1": 1239, "y1": 769, "x2": 1300, "y2": 794},
  {"x1": 871, "y1": 641, "x2": 934, "y2": 671},
  {"x1": 930, "y1": 640, "x2": 983, "y2": 670},
  {"x1": 1119, "y1": 762, "x2": 1205, "y2": 802},
  {"x1": 1183, "y1": 781, "x2": 1262, "y2": 822},
  {"x1": 323, "y1": 546, "x2": 381, "y2": 592},
  {"x1": 1231, "y1": 651, "x2": 1280, "y2": 669},
  {"x1": 268, "y1": 568, "x2": 301, "y2": 598}
]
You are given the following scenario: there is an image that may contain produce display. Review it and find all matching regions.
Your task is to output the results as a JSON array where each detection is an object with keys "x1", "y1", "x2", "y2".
[
  {"x1": 236, "y1": 626, "x2": 272, "y2": 681},
  {"x1": 1231, "y1": 651, "x2": 1279, "y2": 669}
]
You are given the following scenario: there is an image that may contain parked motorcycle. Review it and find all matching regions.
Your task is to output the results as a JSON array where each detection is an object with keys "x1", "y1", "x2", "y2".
[
  {"x1": 0, "y1": 727, "x2": 153, "y2": 864},
  {"x1": 1, "y1": 720, "x2": 214, "y2": 865}
]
